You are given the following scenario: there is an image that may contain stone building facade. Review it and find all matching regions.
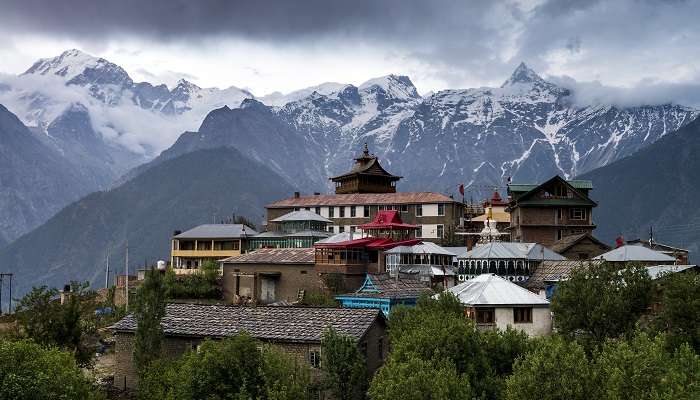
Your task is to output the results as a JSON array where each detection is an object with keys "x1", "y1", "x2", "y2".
[{"x1": 111, "y1": 304, "x2": 388, "y2": 390}]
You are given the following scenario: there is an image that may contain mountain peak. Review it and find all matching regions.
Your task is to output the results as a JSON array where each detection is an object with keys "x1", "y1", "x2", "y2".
[
  {"x1": 501, "y1": 62, "x2": 545, "y2": 87},
  {"x1": 359, "y1": 74, "x2": 419, "y2": 100}
]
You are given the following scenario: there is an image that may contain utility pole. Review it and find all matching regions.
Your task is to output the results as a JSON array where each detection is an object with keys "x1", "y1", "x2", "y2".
[
  {"x1": 105, "y1": 250, "x2": 110, "y2": 289},
  {"x1": 125, "y1": 241, "x2": 129, "y2": 311},
  {"x1": 0, "y1": 273, "x2": 11, "y2": 314}
]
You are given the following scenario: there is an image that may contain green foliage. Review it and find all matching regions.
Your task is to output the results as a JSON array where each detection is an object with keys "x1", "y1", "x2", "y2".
[
  {"x1": 596, "y1": 331, "x2": 700, "y2": 400},
  {"x1": 138, "y1": 335, "x2": 311, "y2": 400},
  {"x1": 551, "y1": 262, "x2": 652, "y2": 346},
  {"x1": 133, "y1": 268, "x2": 166, "y2": 373},
  {"x1": 321, "y1": 328, "x2": 368, "y2": 400},
  {"x1": 505, "y1": 335, "x2": 595, "y2": 400},
  {"x1": 322, "y1": 272, "x2": 346, "y2": 295},
  {"x1": 653, "y1": 272, "x2": 700, "y2": 352},
  {"x1": 369, "y1": 357, "x2": 472, "y2": 400},
  {"x1": 302, "y1": 290, "x2": 338, "y2": 307},
  {"x1": 14, "y1": 282, "x2": 98, "y2": 366},
  {"x1": 163, "y1": 261, "x2": 222, "y2": 300},
  {"x1": 0, "y1": 340, "x2": 102, "y2": 400},
  {"x1": 377, "y1": 292, "x2": 528, "y2": 400}
]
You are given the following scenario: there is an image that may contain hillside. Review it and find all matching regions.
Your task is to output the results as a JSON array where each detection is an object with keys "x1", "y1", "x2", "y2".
[
  {"x1": 580, "y1": 116, "x2": 700, "y2": 259},
  {"x1": 1, "y1": 147, "x2": 294, "y2": 295}
]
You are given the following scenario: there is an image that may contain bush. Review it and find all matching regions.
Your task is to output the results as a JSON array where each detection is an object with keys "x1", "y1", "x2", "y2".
[
  {"x1": 0, "y1": 340, "x2": 102, "y2": 400},
  {"x1": 164, "y1": 261, "x2": 222, "y2": 300}
]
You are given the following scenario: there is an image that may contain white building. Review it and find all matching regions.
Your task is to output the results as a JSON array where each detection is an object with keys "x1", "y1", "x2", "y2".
[{"x1": 441, "y1": 274, "x2": 552, "y2": 336}]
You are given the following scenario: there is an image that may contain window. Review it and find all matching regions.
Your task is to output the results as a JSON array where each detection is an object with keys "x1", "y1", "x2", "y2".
[
  {"x1": 350, "y1": 226, "x2": 356, "y2": 232},
  {"x1": 416, "y1": 204, "x2": 423, "y2": 217},
  {"x1": 570, "y1": 208, "x2": 586, "y2": 220},
  {"x1": 305, "y1": 207, "x2": 311, "y2": 211},
  {"x1": 350, "y1": 206, "x2": 356, "y2": 217},
  {"x1": 363, "y1": 206, "x2": 370, "y2": 217},
  {"x1": 557, "y1": 208, "x2": 563, "y2": 221},
  {"x1": 309, "y1": 350, "x2": 321, "y2": 368},
  {"x1": 339, "y1": 226, "x2": 345, "y2": 233},
  {"x1": 416, "y1": 225, "x2": 423, "y2": 238},
  {"x1": 339, "y1": 207, "x2": 345, "y2": 218},
  {"x1": 400, "y1": 204, "x2": 408, "y2": 213},
  {"x1": 315, "y1": 206, "x2": 321, "y2": 215},
  {"x1": 437, "y1": 203, "x2": 445, "y2": 216},
  {"x1": 294, "y1": 207, "x2": 300, "y2": 211},
  {"x1": 300, "y1": 270, "x2": 307, "y2": 274},
  {"x1": 476, "y1": 308, "x2": 495, "y2": 324},
  {"x1": 554, "y1": 184, "x2": 567, "y2": 197},
  {"x1": 513, "y1": 307, "x2": 533, "y2": 323},
  {"x1": 436, "y1": 224, "x2": 444, "y2": 238},
  {"x1": 329, "y1": 207, "x2": 335, "y2": 218},
  {"x1": 556, "y1": 230, "x2": 563, "y2": 241}
]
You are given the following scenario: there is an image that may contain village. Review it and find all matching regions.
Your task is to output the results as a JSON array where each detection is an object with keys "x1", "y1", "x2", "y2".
[{"x1": 4, "y1": 145, "x2": 699, "y2": 399}]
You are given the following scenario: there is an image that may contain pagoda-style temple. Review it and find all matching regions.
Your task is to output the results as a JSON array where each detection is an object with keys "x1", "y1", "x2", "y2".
[{"x1": 330, "y1": 144, "x2": 401, "y2": 194}]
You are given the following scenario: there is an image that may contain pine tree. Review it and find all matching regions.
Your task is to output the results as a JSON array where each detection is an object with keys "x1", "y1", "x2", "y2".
[{"x1": 133, "y1": 268, "x2": 166, "y2": 373}]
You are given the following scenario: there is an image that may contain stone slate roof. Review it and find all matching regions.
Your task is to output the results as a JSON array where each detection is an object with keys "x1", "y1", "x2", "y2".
[
  {"x1": 111, "y1": 303, "x2": 383, "y2": 343},
  {"x1": 174, "y1": 224, "x2": 258, "y2": 239},
  {"x1": 550, "y1": 233, "x2": 610, "y2": 254},
  {"x1": 266, "y1": 192, "x2": 456, "y2": 208},
  {"x1": 337, "y1": 273, "x2": 433, "y2": 300},
  {"x1": 220, "y1": 248, "x2": 315, "y2": 264},
  {"x1": 526, "y1": 260, "x2": 603, "y2": 290}
]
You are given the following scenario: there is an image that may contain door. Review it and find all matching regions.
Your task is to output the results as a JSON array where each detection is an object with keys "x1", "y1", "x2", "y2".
[{"x1": 260, "y1": 277, "x2": 277, "y2": 304}]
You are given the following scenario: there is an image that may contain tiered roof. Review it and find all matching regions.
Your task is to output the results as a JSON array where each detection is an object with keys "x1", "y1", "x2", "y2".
[{"x1": 338, "y1": 273, "x2": 433, "y2": 300}]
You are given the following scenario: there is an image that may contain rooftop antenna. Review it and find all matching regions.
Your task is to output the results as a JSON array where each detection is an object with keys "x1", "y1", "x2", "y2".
[
  {"x1": 105, "y1": 249, "x2": 110, "y2": 289},
  {"x1": 649, "y1": 226, "x2": 654, "y2": 247}
]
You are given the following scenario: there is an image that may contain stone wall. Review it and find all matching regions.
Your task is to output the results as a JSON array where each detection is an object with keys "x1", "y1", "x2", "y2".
[{"x1": 222, "y1": 262, "x2": 322, "y2": 304}]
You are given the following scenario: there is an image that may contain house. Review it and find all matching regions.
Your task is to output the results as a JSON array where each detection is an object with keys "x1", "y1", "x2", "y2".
[
  {"x1": 248, "y1": 210, "x2": 332, "y2": 250},
  {"x1": 627, "y1": 239, "x2": 690, "y2": 265},
  {"x1": 335, "y1": 272, "x2": 433, "y2": 315},
  {"x1": 171, "y1": 224, "x2": 258, "y2": 274},
  {"x1": 593, "y1": 245, "x2": 676, "y2": 266},
  {"x1": 265, "y1": 147, "x2": 463, "y2": 244},
  {"x1": 550, "y1": 232, "x2": 611, "y2": 260},
  {"x1": 221, "y1": 248, "x2": 318, "y2": 304},
  {"x1": 442, "y1": 274, "x2": 552, "y2": 336},
  {"x1": 526, "y1": 260, "x2": 604, "y2": 299},
  {"x1": 384, "y1": 242, "x2": 457, "y2": 289},
  {"x1": 507, "y1": 176, "x2": 597, "y2": 246},
  {"x1": 111, "y1": 304, "x2": 387, "y2": 390},
  {"x1": 646, "y1": 264, "x2": 699, "y2": 280},
  {"x1": 313, "y1": 210, "x2": 422, "y2": 291},
  {"x1": 455, "y1": 242, "x2": 565, "y2": 283}
]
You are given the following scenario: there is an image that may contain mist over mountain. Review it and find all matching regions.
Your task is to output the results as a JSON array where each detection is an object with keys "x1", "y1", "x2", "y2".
[{"x1": 0, "y1": 49, "x2": 697, "y2": 252}]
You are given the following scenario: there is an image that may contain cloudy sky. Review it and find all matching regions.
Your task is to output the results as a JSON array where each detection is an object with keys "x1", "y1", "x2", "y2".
[{"x1": 1, "y1": 0, "x2": 700, "y2": 104}]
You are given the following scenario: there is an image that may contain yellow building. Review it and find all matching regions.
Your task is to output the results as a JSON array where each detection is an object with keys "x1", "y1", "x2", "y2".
[{"x1": 171, "y1": 224, "x2": 258, "y2": 274}]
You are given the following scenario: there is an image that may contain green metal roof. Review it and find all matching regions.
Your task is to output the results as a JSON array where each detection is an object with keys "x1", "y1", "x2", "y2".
[{"x1": 508, "y1": 180, "x2": 593, "y2": 192}]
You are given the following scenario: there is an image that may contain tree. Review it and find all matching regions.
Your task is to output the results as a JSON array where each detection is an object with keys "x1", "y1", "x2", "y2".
[
  {"x1": 653, "y1": 272, "x2": 700, "y2": 352},
  {"x1": 14, "y1": 282, "x2": 98, "y2": 366},
  {"x1": 138, "y1": 335, "x2": 311, "y2": 400},
  {"x1": 505, "y1": 335, "x2": 596, "y2": 400},
  {"x1": 321, "y1": 328, "x2": 368, "y2": 400},
  {"x1": 133, "y1": 267, "x2": 166, "y2": 373},
  {"x1": 596, "y1": 331, "x2": 700, "y2": 399},
  {"x1": 369, "y1": 357, "x2": 472, "y2": 400},
  {"x1": 551, "y1": 262, "x2": 652, "y2": 345},
  {"x1": 0, "y1": 340, "x2": 102, "y2": 400}
]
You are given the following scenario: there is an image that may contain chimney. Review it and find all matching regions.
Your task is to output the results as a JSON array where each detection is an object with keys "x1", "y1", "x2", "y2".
[{"x1": 294, "y1": 191, "x2": 300, "y2": 198}]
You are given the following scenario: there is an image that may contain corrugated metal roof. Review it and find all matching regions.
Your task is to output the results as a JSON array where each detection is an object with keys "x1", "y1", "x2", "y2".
[
  {"x1": 266, "y1": 192, "x2": 457, "y2": 208},
  {"x1": 443, "y1": 274, "x2": 550, "y2": 306},
  {"x1": 594, "y1": 245, "x2": 676, "y2": 262},
  {"x1": 508, "y1": 180, "x2": 593, "y2": 192},
  {"x1": 646, "y1": 264, "x2": 698, "y2": 279},
  {"x1": 174, "y1": 224, "x2": 258, "y2": 239},
  {"x1": 459, "y1": 242, "x2": 565, "y2": 261},
  {"x1": 221, "y1": 248, "x2": 315, "y2": 264},
  {"x1": 385, "y1": 241, "x2": 457, "y2": 256},
  {"x1": 284, "y1": 230, "x2": 332, "y2": 238},
  {"x1": 442, "y1": 247, "x2": 469, "y2": 258},
  {"x1": 111, "y1": 303, "x2": 382, "y2": 343},
  {"x1": 315, "y1": 232, "x2": 367, "y2": 244},
  {"x1": 271, "y1": 210, "x2": 332, "y2": 223}
]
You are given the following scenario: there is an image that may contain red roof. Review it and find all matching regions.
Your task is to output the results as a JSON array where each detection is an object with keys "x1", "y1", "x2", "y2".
[
  {"x1": 358, "y1": 210, "x2": 418, "y2": 230},
  {"x1": 314, "y1": 237, "x2": 421, "y2": 250}
]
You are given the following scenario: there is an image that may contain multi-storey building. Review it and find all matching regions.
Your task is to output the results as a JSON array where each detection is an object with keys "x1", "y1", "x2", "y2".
[
  {"x1": 170, "y1": 224, "x2": 257, "y2": 273},
  {"x1": 266, "y1": 146, "x2": 463, "y2": 245},
  {"x1": 506, "y1": 176, "x2": 597, "y2": 247},
  {"x1": 248, "y1": 210, "x2": 332, "y2": 250}
]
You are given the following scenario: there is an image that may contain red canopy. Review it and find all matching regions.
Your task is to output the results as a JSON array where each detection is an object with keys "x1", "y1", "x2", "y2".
[{"x1": 359, "y1": 210, "x2": 418, "y2": 230}]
